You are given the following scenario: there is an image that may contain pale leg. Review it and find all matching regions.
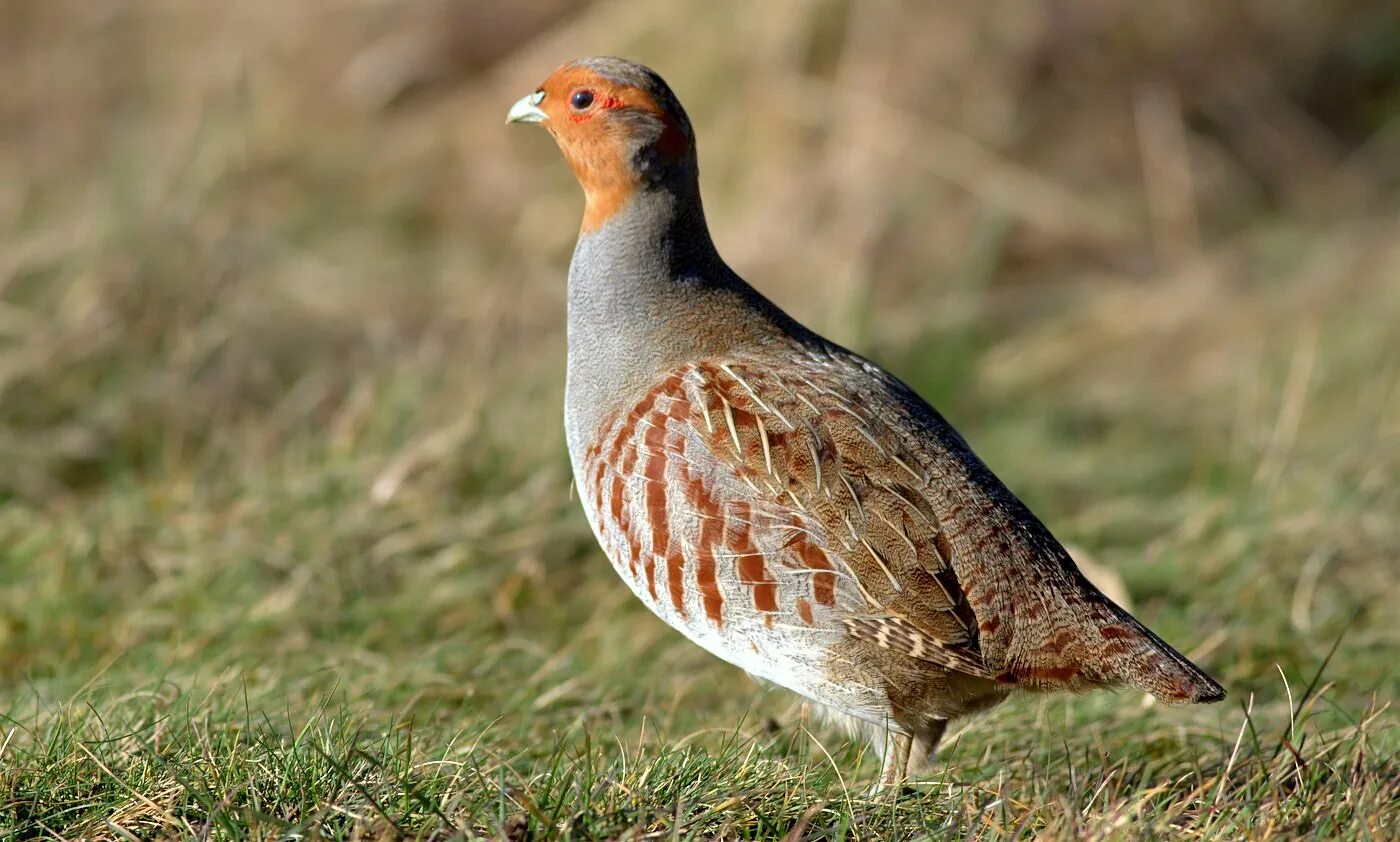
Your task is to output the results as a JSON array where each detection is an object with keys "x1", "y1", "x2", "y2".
[
  {"x1": 907, "y1": 718, "x2": 949, "y2": 778},
  {"x1": 872, "y1": 731, "x2": 912, "y2": 793}
]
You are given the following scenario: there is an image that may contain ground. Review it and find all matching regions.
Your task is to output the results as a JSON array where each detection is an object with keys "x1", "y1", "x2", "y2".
[{"x1": 0, "y1": 2, "x2": 1397, "y2": 838}]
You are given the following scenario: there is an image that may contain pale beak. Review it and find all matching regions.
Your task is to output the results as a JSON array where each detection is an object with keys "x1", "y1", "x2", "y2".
[{"x1": 506, "y1": 90, "x2": 547, "y2": 124}]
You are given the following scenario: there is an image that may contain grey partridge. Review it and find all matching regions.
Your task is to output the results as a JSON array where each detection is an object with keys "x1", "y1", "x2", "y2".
[{"x1": 507, "y1": 57, "x2": 1224, "y2": 789}]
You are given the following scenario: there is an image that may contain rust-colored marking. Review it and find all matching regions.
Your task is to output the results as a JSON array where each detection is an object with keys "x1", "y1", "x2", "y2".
[
  {"x1": 622, "y1": 530, "x2": 643, "y2": 583},
  {"x1": 612, "y1": 379, "x2": 673, "y2": 475},
  {"x1": 730, "y1": 405, "x2": 757, "y2": 444},
  {"x1": 664, "y1": 550, "x2": 686, "y2": 615},
  {"x1": 614, "y1": 439, "x2": 640, "y2": 578},
  {"x1": 663, "y1": 396, "x2": 689, "y2": 423},
  {"x1": 663, "y1": 429, "x2": 689, "y2": 618},
  {"x1": 688, "y1": 473, "x2": 725, "y2": 628},
  {"x1": 591, "y1": 374, "x2": 689, "y2": 608},
  {"x1": 591, "y1": 459, "x2": 607, "y2": 514},
  {"x1": 583, "y1": 433, "x2": 609, "y2": 521},
  {"x1": 728, "y1": 502, "x2": 778, "y2": 614},
  {"x1": 658, "y1": 385, "x2": 696, "y2": 617},
  {"x1": 597, "y1": 377, "x2": 673, "y2": 595},
  {"x1": 979, "y1": 617, "x2": 1001, "y2": 635},
  {"x1": 641, "y1": 409, "x2": 669, "y2": 604},
  {"x1": 1100, "y1": 625, "x2": 1130, "y2": 640},
  {"x1": 696, "y1": 361, "x2": 724, "y2": 390},
  {"x1": 1044, "y1": 629, "x2": 1078, "y2": 655},
  {"x1": 1022, "y1": 665, "x2": 1079, "y2": 684},
  {"x1": 799, "y1": 541, "x2": 836, "y2": 607},
  {"x1": 795, "y1": 597, "x2": 814, "y2": 626},
  {"x1": 609, "y1": 473, "x2": 625, "y2": 528},
  {"x1": 604, "y1": 420, "x2": 629, "y2": 467}
]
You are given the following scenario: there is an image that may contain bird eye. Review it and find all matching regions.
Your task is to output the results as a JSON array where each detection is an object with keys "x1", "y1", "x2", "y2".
[{"x1": 570, "y1": 90, "x2": 595, "y2": 110}]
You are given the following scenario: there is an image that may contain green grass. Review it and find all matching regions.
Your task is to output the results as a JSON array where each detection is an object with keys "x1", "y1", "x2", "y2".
[{"x1": 2, "y1": 2, "x2": 1398, "y2": 838}]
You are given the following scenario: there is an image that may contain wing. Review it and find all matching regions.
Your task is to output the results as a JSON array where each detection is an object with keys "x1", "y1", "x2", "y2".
[{"x1": 579, "y1": 351, "x2": 996, "y2": 680}]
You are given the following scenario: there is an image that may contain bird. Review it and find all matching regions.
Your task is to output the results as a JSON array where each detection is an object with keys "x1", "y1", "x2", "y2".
[{"x1": 507, "y1": 57, "x2": 1225, "y2": 790}]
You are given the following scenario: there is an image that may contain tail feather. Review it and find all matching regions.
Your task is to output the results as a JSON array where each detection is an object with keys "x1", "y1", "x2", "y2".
[
  {"x1": 1095, "y1": 606, "x2": 1225, "y2": 704},
  {"x1": 1008, "y1": 598, "x2": 1225, "y2": 704}
]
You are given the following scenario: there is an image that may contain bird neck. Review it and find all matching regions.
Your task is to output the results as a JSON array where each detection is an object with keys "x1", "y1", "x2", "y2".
[
  {"x1": 566, "y1": 181, "x2": 727, "y2": 329},
  {"x1": 575, "y1": 177, "x2": 718, "y2": 274},
  {"x1": 563, "y1": 181, "x2": 734, "y2": 453}
]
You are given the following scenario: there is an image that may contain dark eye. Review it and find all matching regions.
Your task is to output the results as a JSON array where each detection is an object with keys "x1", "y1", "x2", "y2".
[{"x1": 570, "y1": 90, "x2": 595, "y2": 110}]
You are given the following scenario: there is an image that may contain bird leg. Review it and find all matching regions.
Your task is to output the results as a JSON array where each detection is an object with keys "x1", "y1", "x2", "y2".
[
  {"x1": 870, "y1": 719, "x2": 949, "y2": 794},
  {"x1": 907, "y1": 719, "x2": 949, "y2": 778},
  {"x1": 872, "y1": 731, "x2": 912, "y2": 793}
]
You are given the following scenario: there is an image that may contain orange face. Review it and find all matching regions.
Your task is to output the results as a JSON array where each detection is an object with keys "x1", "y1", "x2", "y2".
[{"x1": 507, "y1": 62, "x2": 691, "y2": 232}]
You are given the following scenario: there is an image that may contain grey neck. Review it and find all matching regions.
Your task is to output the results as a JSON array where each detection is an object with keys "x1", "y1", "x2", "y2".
[
  {"x1": 563, "y1": 183, "x2": 790, "y2": 457},
  {"x1": 571, "y1": 183, "x2": 722, "y2": 291}
]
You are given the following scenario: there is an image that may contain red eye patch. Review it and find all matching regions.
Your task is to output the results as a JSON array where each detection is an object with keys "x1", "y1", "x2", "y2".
[{"x1": 568, "y1": 94, "x2": 628, "y2": 122}]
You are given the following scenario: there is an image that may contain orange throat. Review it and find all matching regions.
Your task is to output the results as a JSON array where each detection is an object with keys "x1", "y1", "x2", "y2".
[
  {"x1": 558, "y1": 142, "x2": 639, "y2": 233},
  {"x1": 580, "y1": 179, "x2": 636, "y2": 233}
]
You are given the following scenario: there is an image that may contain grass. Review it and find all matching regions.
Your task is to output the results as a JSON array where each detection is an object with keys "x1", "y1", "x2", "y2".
[{"x1": 1, "y1": 1, "x2": 1398, "y2": 838}]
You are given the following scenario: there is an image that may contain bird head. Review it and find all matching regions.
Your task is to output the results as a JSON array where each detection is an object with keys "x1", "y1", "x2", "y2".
[{"x1": 507, "y1": 57, "x2": 696, "y2": 232}]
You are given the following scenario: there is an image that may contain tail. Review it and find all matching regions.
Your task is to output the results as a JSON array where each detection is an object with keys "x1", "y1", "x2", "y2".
[
  {"x1": 1008, "y1": 598, "x2": 1225, "y2": 704},
  {"x1": 1093, "y1": 604, "x2": 1226, "y2": 704}
]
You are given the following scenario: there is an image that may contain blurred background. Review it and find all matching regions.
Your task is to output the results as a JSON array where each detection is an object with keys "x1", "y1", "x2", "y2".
[{"x1": 0, "y1": 0, "x2": 1397, "y2": 835}]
